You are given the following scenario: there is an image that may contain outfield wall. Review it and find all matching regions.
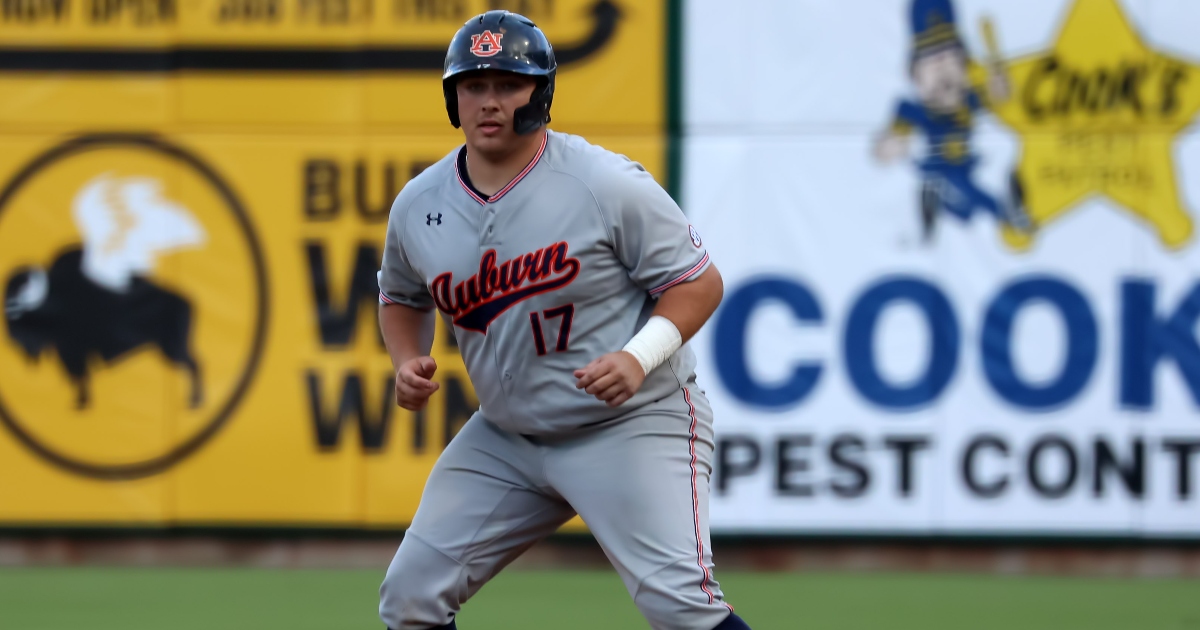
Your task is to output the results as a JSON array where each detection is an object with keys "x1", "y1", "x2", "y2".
[{"x1": 1, "y1": 0, "x2": 1199, "y2": 539}]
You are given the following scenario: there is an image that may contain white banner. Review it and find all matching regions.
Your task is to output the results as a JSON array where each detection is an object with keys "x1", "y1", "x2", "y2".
[{"x1": 685, "y1": 0, "x2": 1200, "y2": 536}]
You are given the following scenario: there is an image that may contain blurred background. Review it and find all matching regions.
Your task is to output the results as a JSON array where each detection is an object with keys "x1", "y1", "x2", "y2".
[{"x1": 1, "y1": 0, "x2": 1198, "y2": 628}]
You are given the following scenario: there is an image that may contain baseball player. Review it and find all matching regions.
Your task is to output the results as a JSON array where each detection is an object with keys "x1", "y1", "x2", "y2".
[{"x1": 376, "y1": 10, "x2": 751, "y2": 630}]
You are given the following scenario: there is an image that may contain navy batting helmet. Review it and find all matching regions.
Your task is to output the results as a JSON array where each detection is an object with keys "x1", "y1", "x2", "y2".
[{"x1": 443, "y1": 10, "x2": 557, "y2": 135}]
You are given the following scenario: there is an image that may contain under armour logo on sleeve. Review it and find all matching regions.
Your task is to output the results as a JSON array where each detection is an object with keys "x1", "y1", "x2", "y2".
[{"x1": 426, "y1": 213, "x2": 443, "y2": 226}]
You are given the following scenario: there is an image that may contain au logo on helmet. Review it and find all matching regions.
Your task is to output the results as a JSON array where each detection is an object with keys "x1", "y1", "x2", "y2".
[{"x1": 470, "y1": 30, "x2": 504, "y2": 57}]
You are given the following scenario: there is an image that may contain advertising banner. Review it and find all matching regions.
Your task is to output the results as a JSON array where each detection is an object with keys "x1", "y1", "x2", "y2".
[
  {"x1": 0, "y1": 0, "x2": 663, "y2": 528},
  {"x1": 686, "y1": 0, "x2": 1200, "y2": 536},
  {"x1": 0, "y1": 0, "x2": 661, "y2": 131}
]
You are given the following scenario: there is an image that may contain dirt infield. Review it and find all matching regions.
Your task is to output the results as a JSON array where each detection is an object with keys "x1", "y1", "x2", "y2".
[{"x1": 2, "y1": 534, "x2": 1199, "y2": 577}]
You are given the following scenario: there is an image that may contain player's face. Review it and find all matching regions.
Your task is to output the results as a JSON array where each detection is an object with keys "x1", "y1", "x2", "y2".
[
  {"x1": 456, "y1": 71, "x2": 539, "y2": 157},
  {"x1": 913, "y1": 47, "x2": 968, "y2": 112}
]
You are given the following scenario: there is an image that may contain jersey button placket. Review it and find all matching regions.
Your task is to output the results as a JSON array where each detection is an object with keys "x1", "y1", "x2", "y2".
[
  {"x1": 480, "y1": 205, "x2": 497, "y2": 245},
  {"x1": 479, "y1": 206, "x2": 511, "y2": 401}
]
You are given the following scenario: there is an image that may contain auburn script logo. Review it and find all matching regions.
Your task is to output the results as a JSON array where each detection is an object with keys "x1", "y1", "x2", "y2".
[{"x1": 432, "y1": 242, "x2": 580, "y2": 333}]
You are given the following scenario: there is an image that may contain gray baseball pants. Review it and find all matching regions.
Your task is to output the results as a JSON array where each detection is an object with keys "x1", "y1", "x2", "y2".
[{"x1": 379, "y1": 385, "x2": 734, "y2": 630}]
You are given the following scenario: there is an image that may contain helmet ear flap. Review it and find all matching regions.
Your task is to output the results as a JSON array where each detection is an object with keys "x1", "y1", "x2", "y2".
[
  {"x1": 511, "y1": 73, "x2": 555, "y2": 135},
  {"x1": 443, "y1": 79, "x2": 461, "y2": 129}
]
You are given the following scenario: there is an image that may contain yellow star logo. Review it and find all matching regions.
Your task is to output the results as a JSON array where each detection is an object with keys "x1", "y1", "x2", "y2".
[{"x1": 989, "y1": 0, "x2": 1200, "y2": 250}]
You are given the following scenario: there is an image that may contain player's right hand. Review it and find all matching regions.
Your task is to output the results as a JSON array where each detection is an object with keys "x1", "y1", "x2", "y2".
[{"x1": 395, "y1": 356, "x2": 439, "y2": 411}]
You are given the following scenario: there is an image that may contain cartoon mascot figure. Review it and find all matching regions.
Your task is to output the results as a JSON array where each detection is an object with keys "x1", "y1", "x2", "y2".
[{"x1": 875, "y1": 0, "x2": 1032, "y2": 243}]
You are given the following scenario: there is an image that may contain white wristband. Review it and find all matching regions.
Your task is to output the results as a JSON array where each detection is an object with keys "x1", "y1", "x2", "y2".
[{"x1": 622, "y1": 316, "x2": 683, "y2": 376}]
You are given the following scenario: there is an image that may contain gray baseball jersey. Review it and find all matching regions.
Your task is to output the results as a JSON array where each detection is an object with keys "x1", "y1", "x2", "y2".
[{"x1": 378, "y1": 130, "x2": 710, "y2": 436}]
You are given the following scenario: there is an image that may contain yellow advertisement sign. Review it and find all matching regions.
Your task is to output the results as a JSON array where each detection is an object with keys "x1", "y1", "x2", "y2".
[
  {"x1": 0, "y1": 0, "x2": 662, "y2": 131},
  {"x1": 988, "y1": 0, "x2": 1200, "y2": 250},
  {"x1": 0, "y1": 132, "x2": 664, "y2": 525},
  {"x1": 0, "y1": 0, "x2": 666, "y2": 527}
]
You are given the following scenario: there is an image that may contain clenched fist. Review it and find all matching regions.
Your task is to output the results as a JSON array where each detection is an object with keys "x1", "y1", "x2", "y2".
[
  {"x1": 395, "y1": 356, "x2": 439, "y2": 411},
  {"x1": 574, "y1": 351, "x2": 646, "y2": 408}
]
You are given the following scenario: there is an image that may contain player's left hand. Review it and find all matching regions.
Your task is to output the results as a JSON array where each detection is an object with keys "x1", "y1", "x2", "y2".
[{"x1": 574, "y1": 351, "x2": 646, "y2": 408}]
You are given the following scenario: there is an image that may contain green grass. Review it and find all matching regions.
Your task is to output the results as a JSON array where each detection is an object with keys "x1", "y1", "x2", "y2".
[{"x1": 0, "y1": 568, "x2": 1196, "y2": 630}]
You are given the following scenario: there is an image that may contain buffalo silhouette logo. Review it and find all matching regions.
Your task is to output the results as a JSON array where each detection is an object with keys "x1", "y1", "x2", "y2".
[
  {"x1": 0, "y1": 134, "x2": 267, "y2": 480},
  {"x1": 4, "y1": 175, "x2": 206, "y2": 409}
]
